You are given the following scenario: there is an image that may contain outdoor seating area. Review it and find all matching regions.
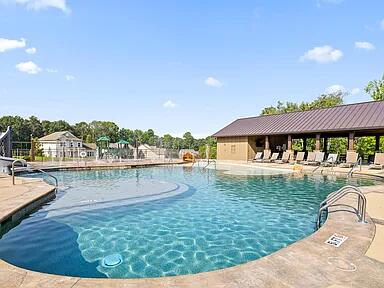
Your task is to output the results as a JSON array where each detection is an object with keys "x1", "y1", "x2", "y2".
[{"x1": 249, "y1": 150, "x2": 384, "y2": 170}]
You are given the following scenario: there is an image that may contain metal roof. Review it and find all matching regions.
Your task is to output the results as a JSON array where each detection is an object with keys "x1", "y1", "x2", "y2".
[{"x1": 213, "y1": 101, "x2": 384, "y2": 137}]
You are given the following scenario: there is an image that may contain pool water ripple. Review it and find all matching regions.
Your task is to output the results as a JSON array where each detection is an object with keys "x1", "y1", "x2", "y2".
[{"x1": 0, "y1": 166, "x2": 378, "y2": 278}]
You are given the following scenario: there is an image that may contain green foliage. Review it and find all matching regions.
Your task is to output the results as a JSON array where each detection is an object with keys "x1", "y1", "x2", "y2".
[
  {"x1": 261, "y1": 92, "x2": 344, "y2": 115},
  {"x1": 365, "y1": 74, "x2": 384, "y2": 101}
]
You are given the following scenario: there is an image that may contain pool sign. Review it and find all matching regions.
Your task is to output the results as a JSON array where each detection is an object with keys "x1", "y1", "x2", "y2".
[{"x1": 325, "y1": 233, "x2": 348, "y2": 247}]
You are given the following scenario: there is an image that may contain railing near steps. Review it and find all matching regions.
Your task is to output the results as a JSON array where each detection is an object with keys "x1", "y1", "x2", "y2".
[{"x1": 316, "y1": 185, "x2": 366, "y2": 229}]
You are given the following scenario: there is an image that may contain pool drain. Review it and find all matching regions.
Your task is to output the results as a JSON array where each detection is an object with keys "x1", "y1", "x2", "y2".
[{"x1": 101, "y1": 254, "x2": 123, "y2": 268}]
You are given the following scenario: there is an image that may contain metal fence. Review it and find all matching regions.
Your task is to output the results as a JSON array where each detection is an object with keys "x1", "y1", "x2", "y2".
[{"x1": 11, "y1": 142, "x2": 184, "y2": 164}]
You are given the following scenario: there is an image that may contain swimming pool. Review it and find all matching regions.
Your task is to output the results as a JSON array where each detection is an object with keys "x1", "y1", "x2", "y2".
[{"x1": 0, "y1": 166, "x2": 377, "y2": 278}]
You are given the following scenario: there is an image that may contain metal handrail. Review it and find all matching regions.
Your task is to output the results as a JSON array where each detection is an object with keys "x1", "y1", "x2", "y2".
[
  {"x1": 316, "y1": 185, "x2": 366, "y2": 229},
  {"x1": 203, "y1": 159, "x2": 217, "y2": 170},
  {"x1": 33, "y1": 168, "x2": 59, "y2": 190},
  {"x1": 312, "y1": 155, "x2": 337, "y2": 174},
  {"x1": 11, "y1": 159, "x2": 27, "y2": 185},
  {"x1": 347, "y1": 157, "x2": 362, "y2": 178}
]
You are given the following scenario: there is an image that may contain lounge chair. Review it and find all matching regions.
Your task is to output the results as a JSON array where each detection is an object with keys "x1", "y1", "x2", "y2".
[
  {"x1": 252, "y1": 152, "x2": 263, "y2": 162},
  {"x1": 275, "y1": 151, "x2": 291, "y2": 164},
  {"x1": 295, "y1": 152, "x2": 305, "y2": 163},
  {"x1": 265, "y1": 152, "x2": 279, "y2": 163},
  {"x1": 258, "y1": 150, "x2": 271, "y2": 162},
  {"x1": 302, "y1": 151, "x2": 316, "y2": 165},
  {"x1": 322, "y1": 153, "x2": 338, "y2": 167},
  {"x1": 306, "y1": 152, "x2": 325, "y2": 166},
  {"x1": 339, "y1": 151, "x2": 358, "y2": 168},
  {"x1": 369, "y1": 153, "x2": 384, "y2": 170}
]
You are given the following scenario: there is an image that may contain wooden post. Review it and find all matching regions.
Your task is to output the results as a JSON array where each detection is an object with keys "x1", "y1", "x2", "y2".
[
  {"x1": 303, "y1": 138, "x2": 307, "y2": 152},
  {"x1": 287, "y1": 135, "x2": 292, "y2": 151},
  {"x1": 315, "y1": 133, "x2": 321, "y2": 151},
  {"x1": 348, "y1": 132, "x2": 355, "y2": 151},
  {"x1": 376, "y1": 135, "x2": 380, "y2": 152},
  {"x1": 265, "y1": 135, "x2": 270, "y2": 150}
]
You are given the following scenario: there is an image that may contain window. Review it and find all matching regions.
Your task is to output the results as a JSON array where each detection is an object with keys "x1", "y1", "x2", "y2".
[
  {"x1": 230, "y1": 145, "x2": 236, "y2": 154},
  {"x1": 78, "y1": 142, "x2": 81, "y2": 147}
]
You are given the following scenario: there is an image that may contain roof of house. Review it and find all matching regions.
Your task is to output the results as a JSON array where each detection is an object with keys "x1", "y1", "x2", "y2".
[
  {"x1": 39, "y1": 131, "x2": 82, "y2": 142},
  {"x1": 213, "y1": 100, "x2": 384, "y2": 137},
  {"x1": 83, "y1": 143, "x2": 97, "y2": 150}
]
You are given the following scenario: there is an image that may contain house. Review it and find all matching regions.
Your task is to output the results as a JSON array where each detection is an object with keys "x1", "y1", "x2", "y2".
[
  {"x1": 39, "y1": 131, "x2": 96, "y2": 158},
  {"x1": 213, "y1": 101, "x2": 384, "y2": 161}
]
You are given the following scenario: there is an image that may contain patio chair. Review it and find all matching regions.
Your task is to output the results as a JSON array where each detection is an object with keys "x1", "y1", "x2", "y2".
[
  {"x1": 258, "y1": 150, "x2": 271, "y2": 162},
  {"x1": 369, "y1": 153, "x2": 384, "y2": 170},
  {"x1": 275, "y1": 151, "x2": 291, "y2": 164},
  {"x1": 302, "y1": 151, "x2": 316, "y2": 165},
  {"x1": 252, "y1": 152, "x2": 263, "y2": 162},
  {"x1": 321, "y1": 153, "x2": 338, "y2": 167},
  {"x1": 295, "y1": 152, "x2": 305, "y2": 163},
  {"x1": 306, "y1": 152, "x2": 325, "y2": 166},
  {"x1": 265, "y1": 152, "x2": 279, "y2": 163},
  {"x1": 339, "y1": 151, "x2": 358, "y2": 168}
]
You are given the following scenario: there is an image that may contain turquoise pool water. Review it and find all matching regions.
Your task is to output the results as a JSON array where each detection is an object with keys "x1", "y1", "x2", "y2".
[{"x1": 0, "y1": 166, "x2": 377, "y2": 278}]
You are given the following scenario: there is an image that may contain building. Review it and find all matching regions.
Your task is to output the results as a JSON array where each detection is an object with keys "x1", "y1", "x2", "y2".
[
  {"x1": 39, "y1": 131, "x2": 96, "y2": 158},
  {"x1": 213, "y1": 101, "x2": 384, "y2": 161}
]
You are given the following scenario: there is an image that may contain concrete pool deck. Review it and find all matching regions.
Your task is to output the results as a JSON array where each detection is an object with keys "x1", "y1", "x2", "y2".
[{"x1": 0, "y1": 162, "x2": 384, "y2": 287}]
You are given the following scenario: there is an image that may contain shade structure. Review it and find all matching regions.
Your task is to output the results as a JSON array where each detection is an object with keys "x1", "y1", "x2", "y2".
[
  {"x1": 117, "y1": 139, "x2": 130, "y2": 145},
  {"x1": 97, "y1": 136, "x2": 111, "y2": 142}
]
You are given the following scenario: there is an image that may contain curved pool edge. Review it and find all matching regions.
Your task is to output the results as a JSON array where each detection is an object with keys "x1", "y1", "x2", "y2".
[{"x1": 1, "y1": 171, "x2": 384, "y2": 287}]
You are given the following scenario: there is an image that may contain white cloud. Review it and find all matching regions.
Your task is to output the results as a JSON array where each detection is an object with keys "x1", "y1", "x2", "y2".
[
  {"x1": 46, "y1": 68, "x2": 58, "y2": 73},
  {"x1": 300, "y1": 45, "x2": 343, "y2": 63},
  {"x1": 15, "y1": 61, "x2": 42, "y2": 74},
  {"x1": 1, "y1": 0, "x2": 70, "y2": 13},
  {"x1": 163, "y1": 100, "x2": 176, "y2": 109},
  {"x1": 350, "y1": 88, "x2": 360, "y2": 95},
  {"x1": 205, "y1": 76, "x2": 223, "y2": 88},
  {"x1": 380, "y1": 19, "x2": 384, "y2": 30},
  {"x1": 25, "y1": 47, "x2": 36, "y2": 54},
  {"x1": 355, "y1": 41, "x2": 375, "y2": 50},
  {"x1": 65, "y1": 74, "x2": 75, "y2": 81},
  {"x1": 0, "y1": 37, "x2": 26, "y2": 53},
  {"x1": 325, "y1": 84, "x2": 346, "y2": 94},
  {"x1": 325, "y1": 85, "x2": 361, "y2": 95}
]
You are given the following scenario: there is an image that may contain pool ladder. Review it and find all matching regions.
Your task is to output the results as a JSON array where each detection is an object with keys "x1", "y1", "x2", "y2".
[
  {"x1": 316, "y1": 185, "x2": 366, "y2": 230},
  {"x1": 12, "y1": 159, "x2": 58, "y2": 191}
]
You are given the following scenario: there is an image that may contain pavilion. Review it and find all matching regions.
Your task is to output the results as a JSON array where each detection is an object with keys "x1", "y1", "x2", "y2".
[{"x1": 213, "y1": 100, "x2": 384, "y2": 161}]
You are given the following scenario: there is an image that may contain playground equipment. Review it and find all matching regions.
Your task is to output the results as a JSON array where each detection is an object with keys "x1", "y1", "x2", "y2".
[{"x1": 0, "y1": 127, "x2": 27, "y2": 173}]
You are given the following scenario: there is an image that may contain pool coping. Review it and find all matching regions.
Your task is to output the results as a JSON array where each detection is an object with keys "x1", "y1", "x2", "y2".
[{"x1": 1, "y1": 165, "x2": 384, "y2": 287}]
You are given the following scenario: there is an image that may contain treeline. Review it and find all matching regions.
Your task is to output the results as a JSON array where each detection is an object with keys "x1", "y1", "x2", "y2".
[{"x1": 0, "y1": 116, "x2": 217, "y2": 157}]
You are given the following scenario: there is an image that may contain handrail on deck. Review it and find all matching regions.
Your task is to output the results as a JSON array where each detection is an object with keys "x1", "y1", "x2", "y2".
[
  {"x1": 11, "y1": 159, "x2": 27, "y2": 185},
  {"x1": 316, "y1": 185, "x2": 366, "y2": 229},
  {"x1": 347, "y1": 157, "x2": 362, "y2": 178},
  {"x1": 12, "y1": 159, "x2": 58, "y2": 191},
  {"x1": 203, "y1": 159, "x2": 217, "y2": 170},
  {"x1": 33, "y1": 168, "x2": 59, "y2": 190}
]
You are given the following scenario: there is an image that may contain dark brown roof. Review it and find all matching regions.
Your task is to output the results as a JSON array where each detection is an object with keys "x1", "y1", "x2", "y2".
[{"x1": 213, "y1": 101, "x2": 384, "y2": 137}]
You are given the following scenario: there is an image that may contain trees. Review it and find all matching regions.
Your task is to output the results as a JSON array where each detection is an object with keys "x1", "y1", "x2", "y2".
[
  {"x1": 261, "y1": 92, "x2": 344, "y2": 115},
  {"x1": 365, "y1": 74, "x2": 384, "y2": 101}
]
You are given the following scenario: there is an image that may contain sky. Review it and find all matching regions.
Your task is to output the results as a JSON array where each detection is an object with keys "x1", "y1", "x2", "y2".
[{"x1": 0, "y1": 0, "x2": 383, "y2": 137}]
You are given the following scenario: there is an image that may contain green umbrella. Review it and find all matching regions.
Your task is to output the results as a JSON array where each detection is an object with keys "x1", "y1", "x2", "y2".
[
  {"x1": 97, "y1": 136, "x2": 110, "y2": 142},
  {"x1": 117, "y1": 139, "x2": 130, "y2": 145}
]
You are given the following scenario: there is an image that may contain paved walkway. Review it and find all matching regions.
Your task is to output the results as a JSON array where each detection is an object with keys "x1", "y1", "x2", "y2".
[{"x1": 0, "y1": 162, "x2": 384, "y2": 287}]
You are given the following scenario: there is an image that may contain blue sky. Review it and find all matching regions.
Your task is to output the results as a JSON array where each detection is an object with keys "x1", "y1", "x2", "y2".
[{"x1": 0, "y1": 0, "x2": 383, "y2": 137}]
